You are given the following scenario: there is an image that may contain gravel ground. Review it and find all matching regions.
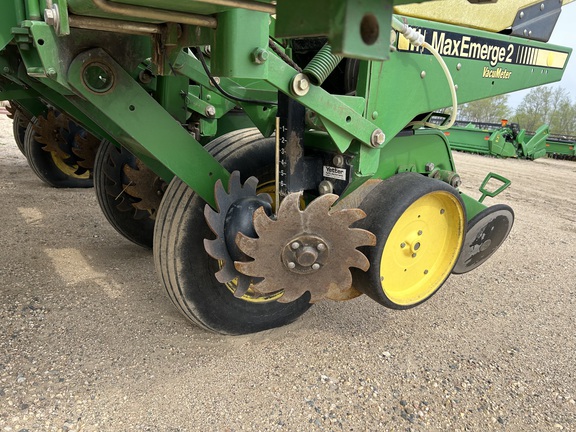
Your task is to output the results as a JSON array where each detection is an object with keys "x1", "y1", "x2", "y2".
[{"x1": 1, "y1": 113, "x2": 575, "y2": 431}]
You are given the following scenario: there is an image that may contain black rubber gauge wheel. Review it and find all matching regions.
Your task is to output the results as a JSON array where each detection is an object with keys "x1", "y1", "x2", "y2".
[
  {"x1": 154, "y1": 128, "x2": 312, "y2": 335},
  {"x1": 353, "y1": 173, "x2": 466, "y2": 309},
  {"x1": 12, "y1": 108, "x2": 29, "y2": 155},
  {"x1": 24, "y1": 112, "x2": 95, "y2": 188},
  {"x1": 94, "y1": 140, "x2": 166, "y2": 249}
]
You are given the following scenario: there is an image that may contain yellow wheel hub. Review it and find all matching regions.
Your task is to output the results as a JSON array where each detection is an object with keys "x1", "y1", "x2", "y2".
[
  {"x1": 51, "y1": 152, "x2": 90, "y2": 179},
  {"x1": 380, "y1": 191, "x2": 465, "y2": 306}
]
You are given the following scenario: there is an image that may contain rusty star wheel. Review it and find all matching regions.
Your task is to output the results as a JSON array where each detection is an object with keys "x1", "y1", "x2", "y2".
[
  {"x1": 154, "y1": 129, "x2": 312, "y2": 334},
  {"x1": 24, "y1": 110, "x2": 97, "y2": 188},
  {"x1": 94, "y1": 140, "x2": 167, "y2": 248},
  {"x1": 204, "y1": 171, "x2": 272, "y2": 298},
  {"x1": 235, "y1": 193, "x2": 376, "y2": 303}
]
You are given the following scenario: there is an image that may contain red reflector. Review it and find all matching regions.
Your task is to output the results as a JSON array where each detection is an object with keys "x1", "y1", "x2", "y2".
[
  {"x1": 444, "y1": 132, "x2": 450, "y2": 136},
  {"x1": 484, "y1": 136, "x2": 489, "y2": 140}
]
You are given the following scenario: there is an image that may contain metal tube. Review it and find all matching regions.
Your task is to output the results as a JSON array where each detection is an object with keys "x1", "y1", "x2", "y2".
[
  {"x1": 186, "y1": 0, "x2": 275, "y2": 14},
  {"x1": 92, "y1": 0, "x2": 218, "y2": 28},
  {"x1": 25, "y1": 0, "x2": 41, "y2": 20},
  {"x1": 14, "y1": 0, "x2": 26, "y2": 23},
  {"x1": 69, "y1": 15, "x2": 163, "y2": 35}
]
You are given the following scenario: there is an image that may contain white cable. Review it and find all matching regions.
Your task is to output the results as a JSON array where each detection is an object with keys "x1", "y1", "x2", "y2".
[{"x1": 392, "y1": 17, "x2": 458, "y2": 130}]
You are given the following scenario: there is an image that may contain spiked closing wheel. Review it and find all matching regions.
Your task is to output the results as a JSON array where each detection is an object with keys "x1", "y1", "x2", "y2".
[{"x1": 235, "y1": 193, "x2": 376, "y2": 303}]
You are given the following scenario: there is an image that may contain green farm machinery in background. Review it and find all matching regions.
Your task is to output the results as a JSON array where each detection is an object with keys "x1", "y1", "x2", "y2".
[
  {"x1": 446, "y1": 120, "x2": 576, "y2": 160},
  {"x1": 0, "y1": 0, "x2": 573, "y2": 334},
  {"x1": 544, "y1": 134, "x2": 576, "y2": 160},
  {"x1": 445, "y1": 120, "x2": 550, "y2": 160}
]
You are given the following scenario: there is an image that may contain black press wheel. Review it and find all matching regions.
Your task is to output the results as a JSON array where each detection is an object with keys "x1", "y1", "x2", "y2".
[
  {"x1": 154, "y1": 128, "x2": 312, "y2": 335},
  {"x1": 94, "y1": 140, "x2": 165, "y2": 249},
  {"x1": 452, "y1": 204, "x2": 514, "y2": 274},
  {"x1": 353, "y1": 173, "x2": 466, "y2": 309},
  {"x1": 23, "y1": 113, "x2": 94, "y2": 188}
]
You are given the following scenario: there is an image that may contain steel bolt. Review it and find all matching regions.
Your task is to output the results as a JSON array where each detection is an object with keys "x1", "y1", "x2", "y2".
[
  {"x1": 44, "y1": 8, "x2": 55, "y2": 25},
  {"x1": 370, "y1": 129, "x2": 386, "y2": 148},
  {"x1": 3, "y1": 67, "x2": 10, "y2": 73},
  {"x1": 424, "y1": 269, "x2": 429, "y2": 275},
  {"x1": 456, "y1": 63, "x2": 462, "y2": 71},
  {"x1": 418, "y1": 230, "x2": 423, "y2": 236},
  {"x1": 317, "y1": 243, "x2": 326, "y2": 252},
  {"x1": 540, "y1": 3, "x2": 545, "y2": 11},
  {"x1": 425, "y1": 162, "x2": 435, "y2": 172},
  {"x1": 440, "y1": 209, "x2": 445, "y2": 214},
  {"x1": 287, "y1": 262, "x2": 296, "y2": 269},
  {"x1": 312, "y1": 263, "x2": 321, "y2": 271},
  {"x1": 420, "y1": 71, "x2": 426, "y2": 79},
  {"x1": 46, "y1": 68, "x2": 57, "y2": 78},
  {"x1": 332, "y1": 154, "x2": 345, "y2": 168},
  {"x1": 251, "y1": 48, "x2": 269, "y2": 65},
  {"x1": 318, "y1": 180, "x2": 333, "y2": 195},
  {"x1": 520, "y1": 11, "x2": 525, "y2": 18},
  {"x1": 450, "y1": 174, "x2": 462, "y2": 188},
  {"x1": 412, "y1": 253, "x2": 417, "y2": 258},
  {"x1": 400, "y1": 242, "x2": 406, "y2": 248},
  {"x1": 291, "y1": 242, "x2": 300, "y2": 250},
  {"x1": 205, "y1": 105, "x2": 216, "y2": 117},
  {"x1": 290, "y1": 73, "x2": 310, "y2": 97}
]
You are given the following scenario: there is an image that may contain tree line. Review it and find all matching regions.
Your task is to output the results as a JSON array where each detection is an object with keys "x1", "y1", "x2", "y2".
[{"x1": 455, "y1": 86, "x2": 576, "y2": 136}]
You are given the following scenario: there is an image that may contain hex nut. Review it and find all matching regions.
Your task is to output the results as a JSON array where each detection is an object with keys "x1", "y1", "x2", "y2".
[{"x1": 370, "y1": 129, "x2": 386, "y2": 147}]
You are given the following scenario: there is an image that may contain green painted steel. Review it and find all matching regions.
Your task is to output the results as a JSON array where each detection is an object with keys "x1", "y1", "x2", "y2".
[
  {"x1": 1, "y1": 0, "x2": 573, "y2": 210},
  {"x1": 276, "y1": 0, "x2": 395, "y2": 61},
  {"x1": 447, "y1": 122, "x2": 550, "y2": 160},
  {"x1": 544, "y1": 137, "x2": 576, "y2": 159},
  {"x1": 0, "y1": 1, "x2": 18, "y2": 50},
  {"x1": 67, "y1": 48, "x2": 229, "y2": 207}
]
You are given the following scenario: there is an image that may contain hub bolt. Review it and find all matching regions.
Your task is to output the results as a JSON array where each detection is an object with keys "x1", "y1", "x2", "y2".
[
  {"x1": 291, "y1": 242, "x2": 300, "y2": 250},
  {"x1": 290, "y1": 73, "x2": 311, "y2": 97},
  {"x1": 312, "y1": 263, "x2": 321, "y2": 270},
  {"x1": 370, "y1": 129, "x2": 386, "y2": 148},
  {"x1": 317, "y1": 243, "x2": 326, "y2": 252},
  {"x1": 205, "y1": 105, "x2": 216, "y2": 117},
  {"x1": 287, "y1": 262, "x2": 296, "y2": 269},
  {"x1": 251, "y1": 48, "x2": 269, "y2": 64}
]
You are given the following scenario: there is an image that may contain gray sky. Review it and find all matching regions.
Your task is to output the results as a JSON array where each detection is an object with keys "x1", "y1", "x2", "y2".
[{"x1": 508, "y1": 4, "x2": 576, "y2": 107}]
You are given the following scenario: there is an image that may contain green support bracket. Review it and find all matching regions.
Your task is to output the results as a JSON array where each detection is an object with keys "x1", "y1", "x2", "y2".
[
  {"x1": 265, "y1": 55, "x2": 374, "y2": 147},
  {"x1": 67, "y1": 48, "x2": 229, "y2": 208},
  {"x1": 275, "y1": 0, "x2": 393, "y2": 61},
  {"x1": 212, "y1": 9, "x2": 269, "y2": 79},
  {"x1": 0, "y1": 1, "x2": 18, "y2": 50},
  {"x1": 173, "y1": 50, "x2": 277, "y2": 136}
]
